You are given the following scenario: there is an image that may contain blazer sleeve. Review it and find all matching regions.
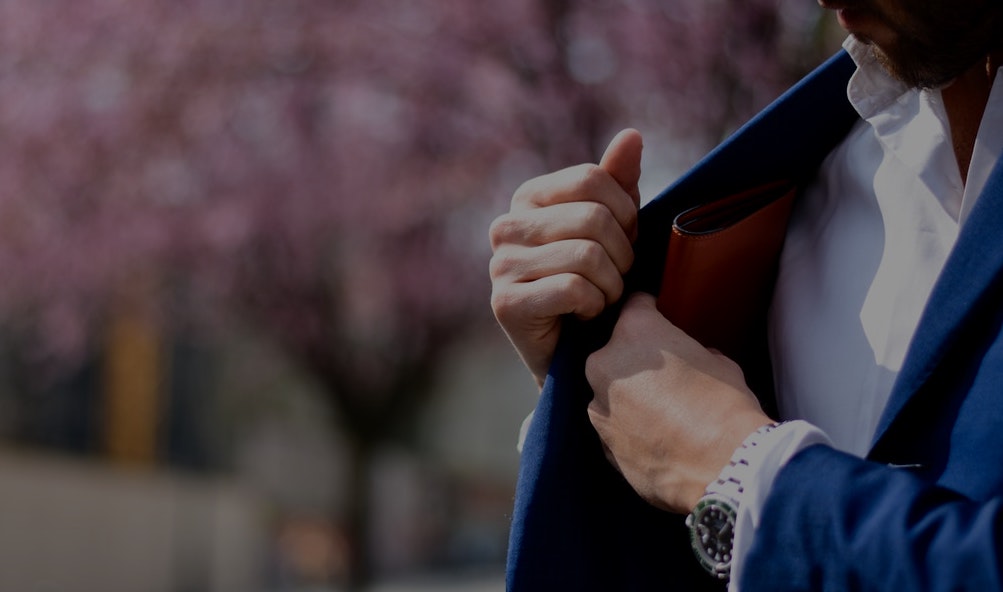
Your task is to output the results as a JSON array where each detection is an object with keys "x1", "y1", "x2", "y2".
[{"x1": 741, "y1": 445, "x2": 1003, "y2": 591}]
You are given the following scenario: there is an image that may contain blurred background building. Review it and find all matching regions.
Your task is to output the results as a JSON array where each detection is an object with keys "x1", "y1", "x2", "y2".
[{"x1": 0, "y1": 1, "x2": 841, "y2": 590}]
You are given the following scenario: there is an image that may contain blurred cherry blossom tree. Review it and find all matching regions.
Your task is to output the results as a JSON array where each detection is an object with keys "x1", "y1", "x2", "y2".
[{"x1": 0, "y1": 0, "x2": 836, "y2": 586}]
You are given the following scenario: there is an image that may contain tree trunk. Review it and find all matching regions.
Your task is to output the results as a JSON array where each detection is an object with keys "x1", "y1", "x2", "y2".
[{"x1": 343, "y1": 436, "x2": 375, "y2": 591}]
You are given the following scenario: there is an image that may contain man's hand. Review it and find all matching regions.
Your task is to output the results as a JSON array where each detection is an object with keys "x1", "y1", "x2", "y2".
[
  {"x1": 489, "y1": 129, "x2": 643, "y2": 388},
  {"x1": 586, "y1": 293, "x2": 773, "y2": 513}
]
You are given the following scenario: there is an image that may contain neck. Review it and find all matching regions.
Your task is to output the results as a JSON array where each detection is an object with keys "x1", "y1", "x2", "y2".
[{"x1": 941, "y1": 51, "x2": 1002, "y2": 185}]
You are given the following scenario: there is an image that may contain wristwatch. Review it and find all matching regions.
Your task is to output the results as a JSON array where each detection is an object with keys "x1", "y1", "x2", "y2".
[
  {"x1": 686, "y1": 422, "x2": 781, "y2": 580},
  {"x1": 686, "y1": 491, "x2": 738, "y2": 579}
]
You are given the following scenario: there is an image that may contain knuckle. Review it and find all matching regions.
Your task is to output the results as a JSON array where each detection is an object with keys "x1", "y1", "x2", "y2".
[
  {"x1": 489, "y1": 288, "x2": 520, "y2": 322},
  {"x1": 513, "y1": 167, "x2": 574, "y2": 207},
  {"x1": 488, "y1": 214, "x2": 518, "y2": 249},
  {"x1": 585, "y1": 402, "x2": 599, "y2": 426},
  {"x1": 584, "y1": 352, "x2": 599, "y2": 383},
  {"x1": 724, "y1": 356, "x2": 746, "y2": 379},
  {"x1": 623, "y1": 247, "x2": 635, "y2": 268},
  {"x1": 579, "y1": 200, "x2": 613, "y2": 232},
  {"x1": 557, "y1": 272, "x2": 585, "y2": 295},
  {"x1": 710, "y1": 349, "x2": 746, "y2": 379},
  {"x1": 575, "y1": 163, "x2": 608, "y2": 196},
  {"x1": 565, "y1": 275, "x2": 606, "y2": 318},
  {"x1": 585, "y1": 350, "x2": 608, "y2": 388},
  {"x1": 572, "y1": 240, "x2": 607, "y2": 274},
  {"x1": 612, "y1": 251, "x2": 634, "y2": 277},
  {"x1": 511, "y1": 175, "x2": 542, "y2": 205},
  {"x1": 488, "y1": 251, "x2": 513, "y2": 279},
  {"x1": 607, "y1": 276, "x2": 625, "y2": 304}
]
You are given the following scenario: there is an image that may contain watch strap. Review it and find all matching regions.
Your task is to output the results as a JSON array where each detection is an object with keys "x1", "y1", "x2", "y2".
[
  {"x1": 688, "y1": 422, "x2": 783, "y2": 580},
  {"x1": 706, "y1": 422, "x2": 784, "y2": 502}
]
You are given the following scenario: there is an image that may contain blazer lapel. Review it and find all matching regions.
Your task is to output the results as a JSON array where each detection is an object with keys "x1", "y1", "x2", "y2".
[
  {"x1": 871, "y1": 154, "x2": 1003, "y2": 452},
  {"x1": 630, "y1": 51, "x2": 858, "y2": 296}
]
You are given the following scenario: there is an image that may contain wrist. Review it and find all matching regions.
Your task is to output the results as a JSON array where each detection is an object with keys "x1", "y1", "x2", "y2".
[
  {"x1": 685, "y1": 414, "x2": 774, "y2": 511},
  {"x1": 686, "y1": 421, "x2": 784, "y2": 580}
]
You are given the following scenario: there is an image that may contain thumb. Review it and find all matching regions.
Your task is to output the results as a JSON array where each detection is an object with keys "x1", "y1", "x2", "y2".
[{"x1": 599, "y1": 128, "x2": 643, "y2": 208}]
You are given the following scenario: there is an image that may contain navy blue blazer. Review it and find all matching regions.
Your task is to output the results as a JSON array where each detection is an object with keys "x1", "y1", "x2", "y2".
[{"x1": 507, "y1": 49, "x2": 1003, "y2": 591}]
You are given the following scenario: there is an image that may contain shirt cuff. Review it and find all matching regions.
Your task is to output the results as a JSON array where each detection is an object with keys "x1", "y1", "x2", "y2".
[
  {"x1": 516, "y1": 410, "x2": 534, "y2": 454},
  {"x1": 727, "y1": 420, "x2": 832, "y2": 592}
]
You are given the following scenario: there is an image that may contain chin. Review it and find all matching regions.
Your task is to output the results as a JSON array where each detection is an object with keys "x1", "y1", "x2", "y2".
[{"x1": 871, "y1": 45, "x2": 967, "y2": 90}]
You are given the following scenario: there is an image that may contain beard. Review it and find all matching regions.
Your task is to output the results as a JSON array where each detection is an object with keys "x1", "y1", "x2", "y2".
[
  {"x1": 870, "y1": 40, "x2": 982, "y2": 90},
  {"x1": 854, "y1": 2, "x2": 1003, "y2": 89},
  {"x1": 867, "y1": 31, "x2": 999, "y2": 89}
]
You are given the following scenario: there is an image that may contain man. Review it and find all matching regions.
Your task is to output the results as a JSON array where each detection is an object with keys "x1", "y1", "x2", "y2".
[{"x1": 490, "y1": 0, "x2": 1003, "y2": 590}]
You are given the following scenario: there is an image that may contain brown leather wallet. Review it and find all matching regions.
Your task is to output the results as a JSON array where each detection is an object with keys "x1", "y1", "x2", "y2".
[{"x1": 656, "y1": 180, "x2": 797, "y2": 367}]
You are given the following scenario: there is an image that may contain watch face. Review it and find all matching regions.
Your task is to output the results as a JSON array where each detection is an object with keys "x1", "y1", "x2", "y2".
[{"x1": 686, "y1": 494, "x2": 737, "y2": 579}]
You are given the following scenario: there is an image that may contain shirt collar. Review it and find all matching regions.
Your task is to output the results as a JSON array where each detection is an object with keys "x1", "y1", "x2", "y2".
[
  {"x1": 842, "y1": 36, "x2": 913, "y2": 121},
  {"x1": 840, "y1": 36, "x2": 1003, "y2": 228}
]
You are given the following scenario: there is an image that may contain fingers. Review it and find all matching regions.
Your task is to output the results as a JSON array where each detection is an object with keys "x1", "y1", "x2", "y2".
[
  {"x1": 489, "y1": 200, "x2": 635, "y2": 274},
  {"x1": 610, "y1": 292, "x2": 681, "y2": 340},
  {"x1": 490, "y1": 201, "x2": 636, "y2": 321},
  {"x1": 492, "y1": 272, "x2": 608, "y2": 328},
  {"x1": 490, "y1": 237, "x2": 625, "y2": 297},
  {"x1": 511, "y1": 162, "x2": 639, "y2": 242},
  {"x1": 487, "y1": 129, "x2": 644, "y2": 387}
]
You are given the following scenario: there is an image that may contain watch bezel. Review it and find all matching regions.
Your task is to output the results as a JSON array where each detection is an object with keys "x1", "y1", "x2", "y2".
[{"x1": 685, "y1": 492, "x2": 738, "y2": 580}]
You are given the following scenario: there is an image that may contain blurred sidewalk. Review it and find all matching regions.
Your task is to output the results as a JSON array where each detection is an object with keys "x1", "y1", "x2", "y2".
[
  {"x1": 372, "y1": 572, "x2": 504, "y2": 592},
  {"x1": 288, "y1": 570, "x2": 504, "y2": 592}
]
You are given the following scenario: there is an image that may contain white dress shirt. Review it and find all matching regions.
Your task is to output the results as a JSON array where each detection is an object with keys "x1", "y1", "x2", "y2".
[{"x1": 729, "y1": 37, "x2": 1003, "y2": 590}]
